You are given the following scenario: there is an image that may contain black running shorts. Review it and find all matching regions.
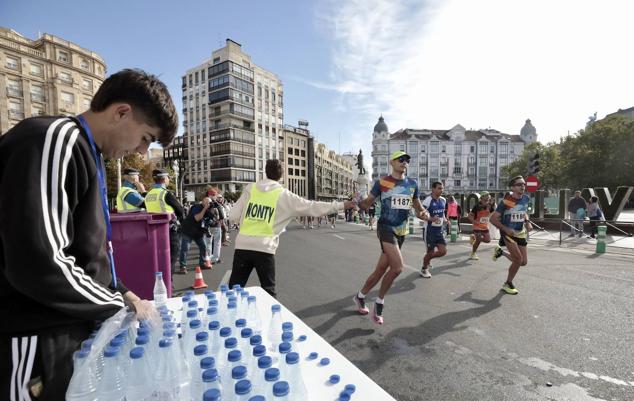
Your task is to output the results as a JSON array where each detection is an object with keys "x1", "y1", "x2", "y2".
[
  {"x1": 377, "y1": 227, "x2": 405, "y2": 252},
  {"x1": 499, "y1": 234, "x2": 527, "y2": 247}
]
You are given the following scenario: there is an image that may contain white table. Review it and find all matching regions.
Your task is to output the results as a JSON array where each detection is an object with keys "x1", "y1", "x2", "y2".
[{"x1": 166, "y1": 286, "x2": 396, "y2": 401}]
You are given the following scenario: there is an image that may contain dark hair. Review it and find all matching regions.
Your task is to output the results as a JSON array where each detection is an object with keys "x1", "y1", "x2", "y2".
[
  {"x1": 265, "y1": 159, "x2": 282, "y2": 181},
  {"x1": 431, "y1": 181, "x2": 443, "y2": 189},
  {"x1": 591, "y1": 196, "x2": 598, "y2": 202},
  {"x1": 509, "y1": 175, "x2": 524, "y2": 187},
  {"x1": 91, "y1": 69, "x2": 178, "y2": 147}
]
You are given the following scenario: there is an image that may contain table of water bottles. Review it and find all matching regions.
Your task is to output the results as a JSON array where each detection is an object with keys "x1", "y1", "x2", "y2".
[{"x1": 67, "y1": 285, "x2": 396, "y2": 401}]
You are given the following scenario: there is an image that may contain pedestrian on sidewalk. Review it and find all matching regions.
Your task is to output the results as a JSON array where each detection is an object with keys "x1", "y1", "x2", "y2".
[
  {"x1": 420, "y1": 182, "x2": 448, "y2": 278},
  {"x1": 353, "y1": 151, "x2": 430, "y2": 324},
  {"x1": 587, "y1": 196, "x2": 605, "y2": 238},
  {"x1": 490, "y1": 175, "x2": 533, "y2": 295},
  {"x1": 0, "y1": 69, "x2": 177, "y2": 399},
  {"x1": 228, "y1": 159, "x2": 355, "y2": 297},
  {"x1": 567, "y1": 190, "x2": 587, "y2": 237},
  {"x1": 445, "y1": 195, "x2": 462, "y2": 236}
]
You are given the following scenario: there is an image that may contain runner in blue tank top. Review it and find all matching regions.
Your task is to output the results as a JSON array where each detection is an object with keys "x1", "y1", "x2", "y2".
[
  {"x1": 420, "y1": 181, "x2": 448, "y2": 278},
  {"x1": 490, "y1": 175, "x2": 533, "y2": 295}
]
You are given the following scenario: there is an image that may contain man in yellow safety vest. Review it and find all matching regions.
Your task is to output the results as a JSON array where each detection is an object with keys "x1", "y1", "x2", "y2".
[{"x1": 115, "y1": 167, "x2": 146, "y2": 212}]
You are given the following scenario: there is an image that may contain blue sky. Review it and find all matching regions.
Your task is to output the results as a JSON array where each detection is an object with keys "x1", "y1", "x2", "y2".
[{"x1": 3, "y1": 0, "x2": 634, "y2": 169}]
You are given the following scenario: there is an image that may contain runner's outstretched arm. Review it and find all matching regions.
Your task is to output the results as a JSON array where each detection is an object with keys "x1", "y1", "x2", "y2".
[
  {"x1": 358, "y1": 193, "x2": 376, "y2": 210},
  {"x1": 413, "y1": 198, "x2": 430, "y2": 220}
]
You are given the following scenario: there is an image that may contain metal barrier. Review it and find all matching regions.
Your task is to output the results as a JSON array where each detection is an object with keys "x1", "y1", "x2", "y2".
[{"x1": 558, "y1": 218, "x2": 632, "y2": 247}]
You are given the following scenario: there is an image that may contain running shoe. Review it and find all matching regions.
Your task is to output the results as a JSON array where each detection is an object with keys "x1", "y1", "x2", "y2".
[
  {"x1": 501, "y1": 282, "x2": 519, "y2": 295},
  {"x1": 492, "y1": 246, "x2": 504, "y2": 261},
  {"x1": 420, "y1": 268, "x2": 432, "y2": 278},
  {"x1": 469, "y1": 252, "x2": 479, "y2": 260},
  {"x1": 177, "y1": 266, "x2": 188, "y2": 275},
  {"x1": 372, "y1": 302, "x2": 384, "y2": 325},
  {"x1": 352, "y1": 295, "x2": 369, "y2": 315},
  {"x1": 331, "y1": 224, "x2": 335, "y2": 229},
  {"x1": 470, "y1": 234, "x2": 476, "y2": 246}
]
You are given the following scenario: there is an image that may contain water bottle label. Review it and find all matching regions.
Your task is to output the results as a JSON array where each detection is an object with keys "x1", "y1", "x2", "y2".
[{"x1": 154, "y1": 294, "x2": 167, "y2": 304}]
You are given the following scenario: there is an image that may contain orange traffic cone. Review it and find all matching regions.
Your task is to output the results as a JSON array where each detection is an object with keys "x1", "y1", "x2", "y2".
[{"x1": 191, "y1": 266, "x2": 208, "y2": 289}]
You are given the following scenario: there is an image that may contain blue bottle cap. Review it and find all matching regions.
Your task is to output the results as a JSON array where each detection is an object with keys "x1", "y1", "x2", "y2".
[
  {"x1": 273, "y1": 381, "x2": 290, "y2": 396},
  {"x1": 248, "y1": 396, "x2": 265, "y2": 401},
  {"x1": 282, "y1": 321, "x2": 293, "y2": 331},
  {"x1": 203, "y1": 388, "x2": 221, "y2": 401},
  {"x1": 204, "y1": 290, "x2": 214, "y2": 297},
  {"x1": 241, "y1": 291, "x2": 249, "y2": 298},
  {"x1": 252, "y1": 344, "x2": 266, "y2": 357},
  {"x1": 225, "y1": 337, "x2": 238, "y2": 349},
  {"x1": 228, "y1": 295, "x2": 237, "y2": 303},
  {"x1": 329, "y1": 374, "x2": 340, "y2": 384},
  {"x1": 109, "y1": 337, "x2": 124, "y2": 347},
  {"x1": 208, "y1": 321, "x2": 220, "y2": 330},
  {"x1": 320, "y1": 357, "x2": 331, "y2": 366},
  {"x1": 186, "y1": 310, "x2": 198, "y2": 319},
  {"x1": 182, "y1": 296, "x2": 191, "y2": 303},
  {"x1": 162, "y1": 322, "x2": 175, "y2": 330},
  {"x1": 163, "y1": 329, "x2": 176, "y2": 338},
  {"x1": 264, "y1": 367, "x2": 280, "y2": 381},
  {"x1": 271, "y1": 304, "x2": 281, "y2": 312},
  {"x1": 286, "y1": 352, "x2": 299, "y2": 364},
  {"x1": 278, "y1": 341, "x2": 292, "y2": 354},
  {"x1": 194, "y1": 344, "x2": 208, "y2": 356},
  {"x1": 137, "y1": 327, "x2": 150, "y2": 337},
  {"x1": 298, "y1": 334, "x2": 307, "y2": 342},
  {"x1": 226, "y1": 290, "x2": 234, "y2": 297},
  {"x1": 227, "y1": 349, "x2": 241, "y2": 362},
  {"x1": 76, "y1": 349, "x2": 90, "y2": 359},
  {"x1": 187, "y1": 300, "x2": 198, "y2": 308},
  {"x1": 241, "y1": 328, "x2": 253, "y2": 338},
  {"x1": 202, "y1": 368, "x2": 219, "y2": 382},
  {"x1": 219, "y1": 327, "x2": 232, "y2": 337},
  {"x1": 161, "y1": 315, "x2": 171, "y2": 322},
  {"x1": 235, "y1": 318, "x2": 247, "y2": 328},
  {"x1": 338, "y1": 392, "x2": 351, "y2": 401},
  {"x1": 248, "y1": 295, "x2": 256, "y2": 303},
  {"x1": 159, "y1": 338, "x2": 172, "y2": 348},
  {"x1": 227, "y1": 302, "x2": 237, "y2": 310},
  {"x1": 155, "y1": 271, "x2": 163, "y2": 277},
  {"x1": 235, "y1": 379, "x2": 251, "y2": 395},
  {"x1": 208, "y1": 299, "x2": 218, "y2": 307},
  {"x1": 206, "y1": 307, "x2": 217, "y2": 316},
  {"x1": 232, "y1": 284, "x2": 241, "y2": 290},
  {"x1": 185, "y1": 290, "x2": 195, "y2": 296},
  {"x1": 344, "y1": 384, "x2": 356, "y2": 393},
  {"x1": 103, "y1": 345, "x2": 119, "y2": 358},
  {"x1": 130, "y1": 347, "x2": 144, "y2": 359},
  {"x1": 232, "y1": 365, "x2": 247, "y2": 380},
  {"x1": 189, "y1": 320, "x2": 201, "y2": 330},
  {"x1": 250, "y1": 334, "x2": 262, "y2": 346},
  {"x1": 281, "y1": 331, "x2": 293, "y2": 342},
  {"x1": 80, "y1": 339, "x2": 93, "y2": 350},
  {"x1": 196, "y1": 331, "x2": 209, "y2": 342},
  {"x1": 200, "y1": 356, "x2": 215, "y2": 369},
  {"x1": 135, "y1": 335, "x2": 149, "y2": 346},
  {"x1": 308, "y1": 352, "x2": 319, "y2": 360},
  {"x1": 257, "y1": 355, "x2": 272, "y2": 369},
  {"x1": 220, "y1": 284, "x2": 228, "y2": 292},
  {"x1": 115, "y1": 330, "x2": 128, "y2": 340}
]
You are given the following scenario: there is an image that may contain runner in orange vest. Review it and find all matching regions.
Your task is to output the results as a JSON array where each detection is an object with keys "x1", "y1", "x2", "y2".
[{"x1": 467, "y1": 191, "x2": 495, "y2": 260}]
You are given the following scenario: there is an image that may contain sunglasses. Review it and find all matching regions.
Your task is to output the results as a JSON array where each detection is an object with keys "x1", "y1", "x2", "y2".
[
  {"x1": 396, "y1": 156, "x2": 411, "y2": 163},
  {"x1": 513, "y1": 182, "x2": 526, "y2": 187}
]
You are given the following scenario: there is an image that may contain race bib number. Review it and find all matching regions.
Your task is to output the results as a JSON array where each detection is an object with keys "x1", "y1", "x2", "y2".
[
  {"x1": 432, "y1": 216, "x2": 444, "y2": 227},
  {"x1": 510, "y1": 212, "x2": 524, "y2": 223},
  {"x1": 479, "y1": 216, "x2": 489, "y2": 224},
  {"x1": 391, "y1": 195, "x2": 411, "y2": 210}
]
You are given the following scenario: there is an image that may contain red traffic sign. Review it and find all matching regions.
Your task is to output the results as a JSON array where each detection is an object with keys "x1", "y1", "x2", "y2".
[{"x1": 526, "y1": 175, "x2": 540, "y2": 192}]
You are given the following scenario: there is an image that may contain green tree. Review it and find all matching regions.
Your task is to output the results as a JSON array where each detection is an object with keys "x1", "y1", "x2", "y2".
[
  {"x1": 501, "y1": 142, "x2": 565, "y2": 190},
  {"x1": 104, "y1": 154, "x2": 172, "y2": 199}
]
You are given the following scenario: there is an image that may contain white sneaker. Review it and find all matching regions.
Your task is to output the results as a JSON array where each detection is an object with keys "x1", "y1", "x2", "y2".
[{"x1": 420, "y1": 268, "x2": 432, "y2": 278}]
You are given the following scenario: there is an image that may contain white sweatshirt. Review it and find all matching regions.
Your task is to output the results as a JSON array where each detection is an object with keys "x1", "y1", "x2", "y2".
[{"x1": 229, "y1": 179, "x2": 344, "y2": 254}]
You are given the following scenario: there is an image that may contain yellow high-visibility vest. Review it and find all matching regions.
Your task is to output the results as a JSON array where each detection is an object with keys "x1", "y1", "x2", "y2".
[
  {"x1": 116, "y1": 186, "x2": 142, "y2": 212},
  {"x1": 240, "y1": 186, "x2": 283, "y2": 237},
  {"x1": 145, "y1": 187, "x2": 174, "y2": 213}
]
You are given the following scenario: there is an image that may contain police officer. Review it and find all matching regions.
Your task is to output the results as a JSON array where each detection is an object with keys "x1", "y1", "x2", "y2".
[
  {"x1": 115, "y1": 167, "x2": 146, "y2": 212},
  {"x1": 145, "y1": 169, "x2": 185, "y2": 275}
]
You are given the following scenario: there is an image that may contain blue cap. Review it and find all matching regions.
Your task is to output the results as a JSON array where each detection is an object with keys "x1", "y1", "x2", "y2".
[
  {"x1": 135, "y1": 335, "x2": 149, "y2": 346},
  {"x1": 232, "y1": 365, "x2": 247, "y2": 380},
  {"x1": 339, "y1": 392, "x2": 351, "y2": 401},
  {"x1": 235, "y1": 318, "x2": 246, "y2": 328},
  {"x1": 298, "y1": 334, "x2": 307, "y2": 342},
  {"x1": 194, "y1": 344, "x2": 208, "y2": 356},
  {"x1": 219, "y1": 284, "x2": 228, "y2": 292},
  {"x1": 206, "y1": 307, "x2": 217, "y2": 316},
  {"x1": 344, "y1": 384, "x2": 356, "y2": 393},
  {"x1": 203, "y1": 388, "x2": 221, "y2": 401},
  {"x1": 159, "y1": 339, "x2": 172, "y2": 348},
  {"x1": 241, "y1": 328, "x2": 253, "y2": 339},
  {"x1": 320, "y1": 357, "x2": 331, "y2": 366},
  {"x1": 225, "y1": 337, "x2": 237, "y2": 349},
  {"x1": 248, "y1": 295, "x2": 256, "y2": 303},
  {"x1": 109, "y1": 337, "x2": 124, "y2": 347},
  {"x1": 258, "y1": 355, "x2": 272, "y2": 369},
  {"x1": 281, "y1": 331, "x2": 293, "y2": 342},
  {"x1": 227, "y1": 302, "x2": 237, "y2": 310},
  {"x1": 137, "y1": 327, "x2": 150, "y2": 337},
  {"x1": 196, "y1": 331, "x2": 209, "y2": 342},
  {"x1": 187, "y1": 300, "x2": 198, "y2": 308},
  {"x1": 273, "y1": 381, "x2": 290, "y2": 397},
  {"x1": 200, "y1": 356, "x2": 215, "y2": 369},
  {"x1": 208, "y1": 321, "x2": 220, "y2": 330},
  {"x1": 202, "y1": 368, "x2": 218, "y2": 382},
  {"x1": 186, "y1": 310, "x2": 198, "y2": 319},
  {"x1": 264, "y1": 367, "x2": 280, "y2": 381},
  {"x1": 161, "y1": 315, "x2": 171, "y2": 322},
  {"x1": 252, "y1": 344, "x2": 266, "y2": 357},
  {"x1": 208, "y1": 299, "x2": 218, "y2": 307},
  {"x1": 231, "y1": 284, "x2": 241, "y2": 290},
  {"x1": 103, "y1": 345, "x2": 119, "y2": 358},
  {"x1": 204, "y1": 290, "x2": 214, "y2": 297},
  {"x1": 219, "y1": 327, "x2": 231, "y2": 337},
  {"x1": 308, "y1": 352, "x2": 319, "y2": 360},
  {"x1": 286, "y1": 352, "x2": 299, "y2": 365},
  {"x1": 76, "y1": 349, "x2": 90, "y2": 359},
  {"x1": 227, "y1": 349, "x2": 241, "y2": 362},
  {"x1": 226, "y1": 290, "x2": 234, "y2": 297},
  {"x1": 278, "y1": 341, "x2": 292, "y2": 354},
  {"x1": 80, "y1": 339, "x2": 93, "y2": 351},
  {"x1": 250, "y1": 335, "x2": 262, "y2": 346},
  {"x1": 162, "y1": 322, "x2": 175, "y2": 330},
  {"x1": 182, "y1": 296, "x2": 191, "y2": 303},
  {"x1": 248, "y1": 396, "x2": 265, "y2": 401},
  {"x1": 115, "y1": 330, "x2": 127, "y2": 340},
  {"x1": 282, "y1": 322, "x2": 293, "y2": 331},
  {"x1": 272, "y1": 304, "x2": 281, "y2": 312},
  {"x1": 235, "y1": 379, "x2": 251, "y2": 395},
  {"x1": 155, "y1": 271, "x2": 163, "y2": 277},
  {"x1": 241, "y1": 291, "x2": 249, "y2": 298},
  {"x1": 329, "y1": 374, "x2": 340, "y2": 384},
  {"x1": 130, "y1": 347, "x2": 144, "y2": 359}
]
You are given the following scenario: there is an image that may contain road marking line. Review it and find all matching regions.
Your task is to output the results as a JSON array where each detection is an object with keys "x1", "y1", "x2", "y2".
[
  {"x1": 221, "y1": 270, "x2": 232, "y2": 285},
  {"x1": 333, "y1": 234, "x2": 345, "y2": 240}
]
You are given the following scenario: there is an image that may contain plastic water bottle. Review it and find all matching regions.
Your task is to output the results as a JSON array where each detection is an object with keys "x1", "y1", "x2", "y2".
[
  {"x1": 247, "y1": 344, "x2": 267, "y2": 377},
  {"x1": 246, "y1": 296, "x2": 261, "y2": 332},
  {"x1": 183, "y1": 319, "x2": 202, "y2": 359},
  {"x1": 124, "y1": 347, "x2": 152, "y2": 401},
  {"x1": 190, "y1": 345, "x2": 209, "y2": 401},
  {"x1": 267, "y1": 305, "x2": 283, "y2": 353},
  {"x1": 220, "y1": 349, "x2": 242, "y2": 386},
  {"x1": 208, "y1": 321, "x2": 221, "y2": 355},
  {"x1": 239, "y1": 328, "x2": 254, "y2": 358},
  {"x1": 281, "y1": 322, "x2": 293, "y2": 333},
  {"x1": 66, "y1": 349, "x2": 98, "y2": 401},
  {"x1": 154, "y1": 339, "x2": 180, "y2": 401},
  {"x1": 281, "y1": 332, "x2": 293, "y2": 350},
  {"x1": 196, "y1": 331, "x2": 210, "y2": 351},
  {"x1": 234, "y1": 379, "x2": 253, "y2": 401},
  {"x1": 205, "y1": 307, "x2": 218, "y2": 329},
  {"x1": 232, "y1": 365, "x2": 248, "y2": 386},
  {"x1": 236, "y1": 318, "x2": 247, "y2": 330},
  {"x1": 272, "y1": 381, "x2": 290, "y2": 401},
  {"x1": 251, "y1": 356, "x2": 273, "y2": 396},
  {"x1": 203, "y1": 387, "x2": 221, "y2": 401},
  {"x1": 261, "y1": 367, "x2": 280, "y2": 399},
  {"x1": 96, "y1": 345, "x2": 125, "y2": 401},
  {"x1": 281, "y1": 352, "x2": 307, "y2": 401},
  {"x1": 240, "y1": 290, "x2": 249, "y2": 313},
  {"x1": 153, "y1": 272, "x2": 168, "y2": 307},
  {"x1": 276, "y1": 342, "x2": 292, "y2": 365},
  {"x1": 201, "y1": 368, "x2": 222, "y2": 398},
  {"x1": 226, "y1": 301, "x2": 238, "y2": 327}
]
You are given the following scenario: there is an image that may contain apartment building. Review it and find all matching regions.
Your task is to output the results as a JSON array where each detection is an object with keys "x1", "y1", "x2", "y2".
[
  {"x1": 314, "y1": 141, "x2": 356, "y2": 200},
  {"x1": 0, "y1": 27, "x2": 106, "y2": 134}
]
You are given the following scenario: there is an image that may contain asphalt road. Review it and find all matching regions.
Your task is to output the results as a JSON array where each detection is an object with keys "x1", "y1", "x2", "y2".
[{"x1": 174, "y1": 221, "x2": 634, "y2": 401}]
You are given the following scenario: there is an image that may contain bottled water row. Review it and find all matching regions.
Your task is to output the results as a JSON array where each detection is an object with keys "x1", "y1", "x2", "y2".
[{"x1": 67, "y1": 281, "x2": 357, "y2": 401}]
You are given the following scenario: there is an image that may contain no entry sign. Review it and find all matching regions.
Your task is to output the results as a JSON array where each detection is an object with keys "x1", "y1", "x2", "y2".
[{"x1": 526, "y1": 175, "x2": 540, "y2": 192}]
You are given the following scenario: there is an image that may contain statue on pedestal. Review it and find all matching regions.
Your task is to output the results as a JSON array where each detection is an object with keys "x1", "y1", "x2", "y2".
[{"x1": 355, "y1": 149, "x2": 366, "y2": 175}]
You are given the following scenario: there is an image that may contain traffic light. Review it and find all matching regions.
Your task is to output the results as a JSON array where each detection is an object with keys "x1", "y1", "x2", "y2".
[{"x1": 528, "y1": 153, "x2": 540, "y2": 175}]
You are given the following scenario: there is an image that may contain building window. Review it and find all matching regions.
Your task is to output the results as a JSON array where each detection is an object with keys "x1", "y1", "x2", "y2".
[
  {"x1": 6, "y1": 77, "x2": 22, "y2": 97},
  {"x1": 455, "y1": 180, "x2": 461, "y2": 187},
  {"x1": 8, "y1": 100, "x2": 24, "y2": 119},
  {"x1": 288, "y1": 168, "x2": 293, "y2": 176},
  {"x1": 83, "y1": 98, "x2": 91, "y2": 111},
  {"x1": 32, "y1": 104, "x2": 45, "y2": 117},
  {"x1": 59, "y1": 71, "x2": 73, "y2": 84},
  {"x1": 6, "y1": 56, "x2": 20, "y2": 70},
  {"x1": 490, "y1": 144, "x2": 495, "y2": 153},
  {"x1": 430, "y1": 142, "x2": 439, "y2": 153},
  {"x1": 82, "y1": 78, "x2": 93, "y2": 91},
  {"x1": 80, "y1": 59, "x2": 90, "y2": 70},
  {"x1": 470, "y1": 145, "x2": 475, "y2": 153},
  {"x1": 30, "y1": 63, "x2": 43, "y2": 76},
  {"x1": 57, "y1": 51, "x2": 70, "y2": 63},
  {"x1": 500, "y1": 142, "x2": 508, "y2": 153},
  {"x1": 61, "y1": 91, "x2": 75, "y2": 104},
  {"x1": 30, "y1": 83, "x2": 45, "y2": 102}
]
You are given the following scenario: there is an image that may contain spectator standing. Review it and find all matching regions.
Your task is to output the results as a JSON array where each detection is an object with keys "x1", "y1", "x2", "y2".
[{"x1": 568, "y1": 190, "x2": 587, "y2": 237}]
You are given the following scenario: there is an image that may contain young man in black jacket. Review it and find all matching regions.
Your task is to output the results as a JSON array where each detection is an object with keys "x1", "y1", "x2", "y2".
[{"x1": 0, "y1": 69, "x2": 178, "y2": 400}]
